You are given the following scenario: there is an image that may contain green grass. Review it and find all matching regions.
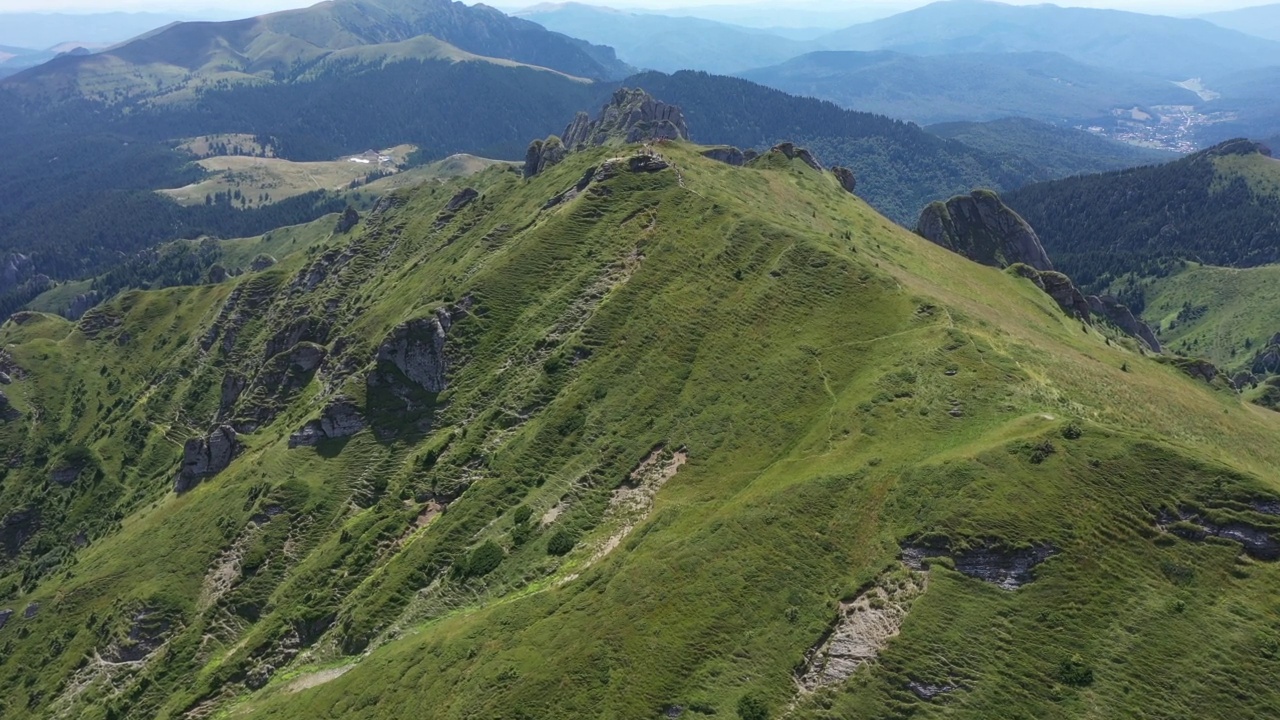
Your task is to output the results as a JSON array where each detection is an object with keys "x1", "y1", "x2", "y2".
[
  {"x1": 0, "y1": 143, "x2": 1278, "y2": 720},
  {"x1": 1114, "y1": 262, "x2": 1280, "y2": 372}
]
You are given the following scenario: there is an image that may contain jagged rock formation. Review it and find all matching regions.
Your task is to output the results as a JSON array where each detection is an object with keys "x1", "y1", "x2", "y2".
[
  {"x1": 832, "y1": 166, "x2": 857, "y2": 194},
  {"x1": 289, "y1": 399, "x2": 366, "y2": 448},
  {"x1": 1159, "y1": 507, "x2": 1280, "y2": 560},
  {"x1": 1250, "y1": 333, "x2": 1280, "y2": 376},
  {"x1": 64, "y1": 291, "x2": 102, "y2": 321},
  {"x1": 700, "y1": 147, "x2": 746, "y2": 166},
  {"x1": 525, "y1": 88, "x2": 688, "y2": 178},
  {"x1": 919, "y1": 191, "x2": 1160, "y2": 351},
  {"x1": 0, "y1": 253, "x2": 35, "y2": 294},
  {"x1": 524, "y1": 136, "x2": 569, "y2": 179},
  {"x1": 917, "y1": 190, "x2": 1053, "y2": 272},
  {"x1": 335, "y1": 207, "x2": 360, "y2": 234},
  {"x1": 1086, "y1": 295, "x2": 1162, "y2": 353},
  {"x1": 444, "y1": 187, "x2": 479, "y2": 213},
  {"x1": 175, "y1": 426, "x2": 239, "y2": 493},
  {"x1": 901, "y1": 541, "x2": 1057, "y2": 590},
  {"x1": 563, "y1": 88, "x2": 688, "y2": 150},
  {"x1": 1009, "y1": 265, "x2": 1161, "y2": 352},
  {"x1": 1, "y1": 507, "x2": 38, "y2": 557},
  {"x1": 769, "y1": 142, "x2": 823, "y2": 171},
  {"x1": 368, "y1": 298, "x2": 474, "y2": 416},
  {"x1": 250, "y1": 254, "x2": 277, "y2": 272}
]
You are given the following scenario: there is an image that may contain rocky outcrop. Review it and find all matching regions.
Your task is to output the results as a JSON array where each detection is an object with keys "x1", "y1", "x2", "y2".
[
  {"x1": 901, "y1": 540, "x2": 1057, "y2": 590},
  {"x1": 64, "y1": 291, "x2": 102, "y2": 321},
  {"x1": 917, "y1": 190, "x2": 1053, "y2": 271},
  {"x1": 525, "y1": 89, "x2": 688, "y2": 178},
  {"x1": 770, "y1": 142, "x2": 823, "y2": 171},
  {"x1": 0, "y1": 253, "x2": 36, "y2": 294},
  {"x1": 0, "y1": 609, "x2": 10, "y2": 629},
  {"x1": 542, "y1": 153, "x2": 669, "y2": 210},
  {"x1": 1087, "y1": 295, "x2": 1162, "y2": 353},
  {"x1": 564, "y1": 88, "x2": 688, "y2": 150},
  {"x1": 831, "y1": 166, "x2": 857, "y2": 194},
  {"x1": 0, "y1": 389, "x2": 20, "y2": 421},
  {"x1": 175, "y1": 426, "x2": 238, "y2": 494},
  {"x1": 1159, "y1": 507, "x2": 1280, "y2": 560},
  {"x1": 1009, "y1": 264, "x2": 1161, "y2": 351},
  {"x1": 50, "y1": 464, "x2": 83, "y2": 486},
  {"x1": 250, "y1": 254, "x2": 277, "y2": 272},
  {"x1": 373, "y1": 299, "x2": 472, "y2": 396},
  {"x1": 289, "y1": 399, "x2": 366, "y2": 448},
  {"x1": 335, "y1": 206, "x2": 360, "y2": 234},
  {"x1": 1, "y1": 508, "x2": 38, "y2": 557},
  {"x1": 524, "y1": 136, "x2": 569, "y2": 179},
  {"x1": 103, "y1": 608, "x2": 172, "y2": 663},
  {"x1": 444, "y1": 187, "x2": 478, "y2": 213},
  {"x1": 1250, "y1": 333, "x2": 1280, "y2": 376},
  {"x1": 700, "y1": 147, "x2": 745, "y2": 166},
  {"x1": 1171, "y1": 357, "x2": 1220, "y2": 384}
]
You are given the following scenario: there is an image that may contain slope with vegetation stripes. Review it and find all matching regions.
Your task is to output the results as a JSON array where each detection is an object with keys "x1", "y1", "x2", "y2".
[
  {"x1": 2, "y1": 142, "x2": 1280, "y2": 720},
  {"x1": 1004, "y1": 139, "x2": 1280, "y2": 292}
]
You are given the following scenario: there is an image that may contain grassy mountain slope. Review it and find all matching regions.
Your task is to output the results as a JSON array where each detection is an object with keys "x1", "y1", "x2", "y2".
[
  {"x1": 1003, "y1": 139, "x2": 1280, "y2": 291},
  {"x1": 928, "y1": 118, "x2": 1177, "y2": 178},
  {"x1": 740, "y1": 50, "x2": 1200, "y2": 125},
  {"x1": 0, "y1": 141, "x2": 1279, "y2": 720},
  {"x1": 1110, "y1": 263, "x2": 1280, "y2": 372},
  {"x1": 516, "y1": 2, "x2": 810, "y2": 74},
  {"x1": 1203, "y1": 3, "x2": 1280, "y2": 42},
  {"x1": 818, "y1": 0, "x2": 1280, "y2": 77}
]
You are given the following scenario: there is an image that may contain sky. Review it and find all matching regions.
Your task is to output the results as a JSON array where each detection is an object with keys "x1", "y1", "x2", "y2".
[{"x1": 0, "y1": 0, "x2": 1264, "y2": 17}]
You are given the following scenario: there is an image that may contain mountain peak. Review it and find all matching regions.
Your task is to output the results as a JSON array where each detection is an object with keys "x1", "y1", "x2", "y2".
[{"x1": 525, "y1": 88, "x2": 688, "y2": 177}]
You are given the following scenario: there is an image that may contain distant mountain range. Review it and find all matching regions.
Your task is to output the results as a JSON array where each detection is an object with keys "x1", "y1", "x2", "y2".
[
  {"x1": 515, "y1": 2, "x2": 810, "y2": 74},
  {"x1": 739, "y1": 50, "x2": 1201, "y2": 126},
  {"x1": 6, "y1": 0, "x2": 630, "y2": 105},
  {"x1": 1202, "y1": 3, "x2": 1280, "y2": 42},
  {"x1": 0, "y1": 11, "x2": 198, "y2": 49},
  {"x1": 816, "y1": 0, "x2": 1280, "y2": 78}
]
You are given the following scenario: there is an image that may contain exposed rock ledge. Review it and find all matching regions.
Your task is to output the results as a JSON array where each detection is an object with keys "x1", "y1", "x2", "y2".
[{"x1": 175, "y1": 425, "x2": 238, "y2": 493}]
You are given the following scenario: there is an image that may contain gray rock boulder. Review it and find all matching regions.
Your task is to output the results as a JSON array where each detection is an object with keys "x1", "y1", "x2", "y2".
[
  {"x1": 700, "y1": 147, "x2": 746, "y2": 166},
  {"x1": 524, "y1": 136, "x2": 569, "y2": 179},
  {"x1": 770, "y1": 142, "x2": 823, "y2": 171},
  {"x1": 917, "y1": 190, "x2": 1053, "y2": 272},
  {"x1": 563, "y1": 88, "x2": 688, "y2": 150},
  {"x1": 1086, "y1": 295, "x2": 1162, "y2": 353},
  {"x1": 289, "y1": 399, "x2": 366, "y2": 448},
  {"x1": 831, "y1": 166, "x2": 857, "y2": 194},
  {"x1": 175, "y1": 426, "x2": 238, "y2": 493}
]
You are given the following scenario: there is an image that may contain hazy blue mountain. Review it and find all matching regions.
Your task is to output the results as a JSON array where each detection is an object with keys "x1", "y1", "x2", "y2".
[
  {"x1": 516, "y1": 2, "x2": 810, "y2": 73},
  {"x1": 928, "y1": 117, "x2": 1178, "y2": 178},
  {"x1": 818, "y1": 0, "x2": 1280, "y2": 78},
  {"x1": 1202, "y1": 4, "x2": 1280, "y2": 42},
  {"x1": 740, "y1": 50, "x2": 1201, "y2": 125},
  {"x1": 0, "y1": 12, "x2": 192, "y2": 49}
]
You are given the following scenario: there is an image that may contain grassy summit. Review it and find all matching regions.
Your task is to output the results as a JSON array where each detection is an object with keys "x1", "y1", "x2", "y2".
[{"x1": 0, "y1": 142, "x2": 1278, "y2": 719}]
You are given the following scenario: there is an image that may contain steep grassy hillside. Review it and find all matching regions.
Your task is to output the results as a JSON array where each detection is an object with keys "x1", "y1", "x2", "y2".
[
  {"x1": 1108, "y1": 262, "x2": 1280, "y2": 373},
  {"x1": 0, "y1": 140, "x2": 1278, "y2": 720}
]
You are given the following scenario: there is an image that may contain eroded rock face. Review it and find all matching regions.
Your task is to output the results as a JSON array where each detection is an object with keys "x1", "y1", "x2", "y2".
[
  {"x1": 798, "y1": 569, "x2": 926, "y2": 692},
  {"x1": 1, "y1": 508, "x2": 38, "y2": 557},
  {"x1": 0, "y1": 609, "x2": 11, "y2": 629},
  {"x1": 50, "y1": 465, "x2": 83, "y2": 487},
  {"x1": 564, "y1": 88, "x2": 688, "y2": 150},
  {"x1": 1009, "y1": 264, "x2": 1161, "y2": 352},
  {"x1": 175, "y1": 426, "x2": 239, "y2": 494},
  {"x1": 901, "y1": 540, "x2": 1057, "y2": 590},
  {"x1": 289, "y1": 399, "x2": 367, "y2": 448},
  {"x1": 700, "y1": 147, "x2": 745, "y2": 166},
  {"x1": 917, "y1": 190, "x2": 1053, "y2": 271},
  {"x1": 335, "y1": 206, "x2": 360, "y2": 234},
  {"x1": 103, "y1": 608, "x2": 172, "y2": 663},
  {"x1": 1087, "y1": 295, "x2": 1162, "y2": 353},
  {"x1": 524, "y1": 136, "x2": 569, "y2": 178},
  {"x1": 770, "y1": 142, "x2": 823, "y2": 171},
  {"x1": 65, "y1": 291, "x2": 102, "y2": 320},
  {"x1": 1159, "y1": 507, "x2": 1280, "y2": 560},
  {"x1": 250, "y1": 254, "x2": 277, "y2": 272},
  {"x1": 0, "y1": 253, "x2": 36, "y2": 294},
  {"x1": 525, "y1": 88, "x2": 688, "y2": 178},
  {"x1": 832, "y1": 166, "x2": 857, "y2": 194}
]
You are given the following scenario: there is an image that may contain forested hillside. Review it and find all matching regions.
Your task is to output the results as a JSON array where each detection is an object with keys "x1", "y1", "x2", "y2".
[{"x1": 1004, "y1": 139, "x2": 1280, "y2": 291}]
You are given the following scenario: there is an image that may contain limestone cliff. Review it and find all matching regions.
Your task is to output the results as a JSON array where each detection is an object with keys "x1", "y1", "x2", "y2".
[{"x1": 916, "y1": 190, "x2": 1054, "y2": 272}]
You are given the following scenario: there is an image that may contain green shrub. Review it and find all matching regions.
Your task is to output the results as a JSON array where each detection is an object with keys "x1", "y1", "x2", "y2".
[
  {"x1": 1058, "y1": 655, "x2": 1094, "y2": 686},
  {"x1": 737, "y1": 693, "x2": 769, "y2": 720},
  {"x1": 462, "y1": 541, "x2": 504, "y2": 578},
  {"x1": 547, "y1": 529, "x2": 575, "y2": 556},
  {"x1": 513, "y1": 506, "x2": 533, "y2": 525},
  {"x1": 1061, "y1": 422, "x2": 1083, "y2": 440}
]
